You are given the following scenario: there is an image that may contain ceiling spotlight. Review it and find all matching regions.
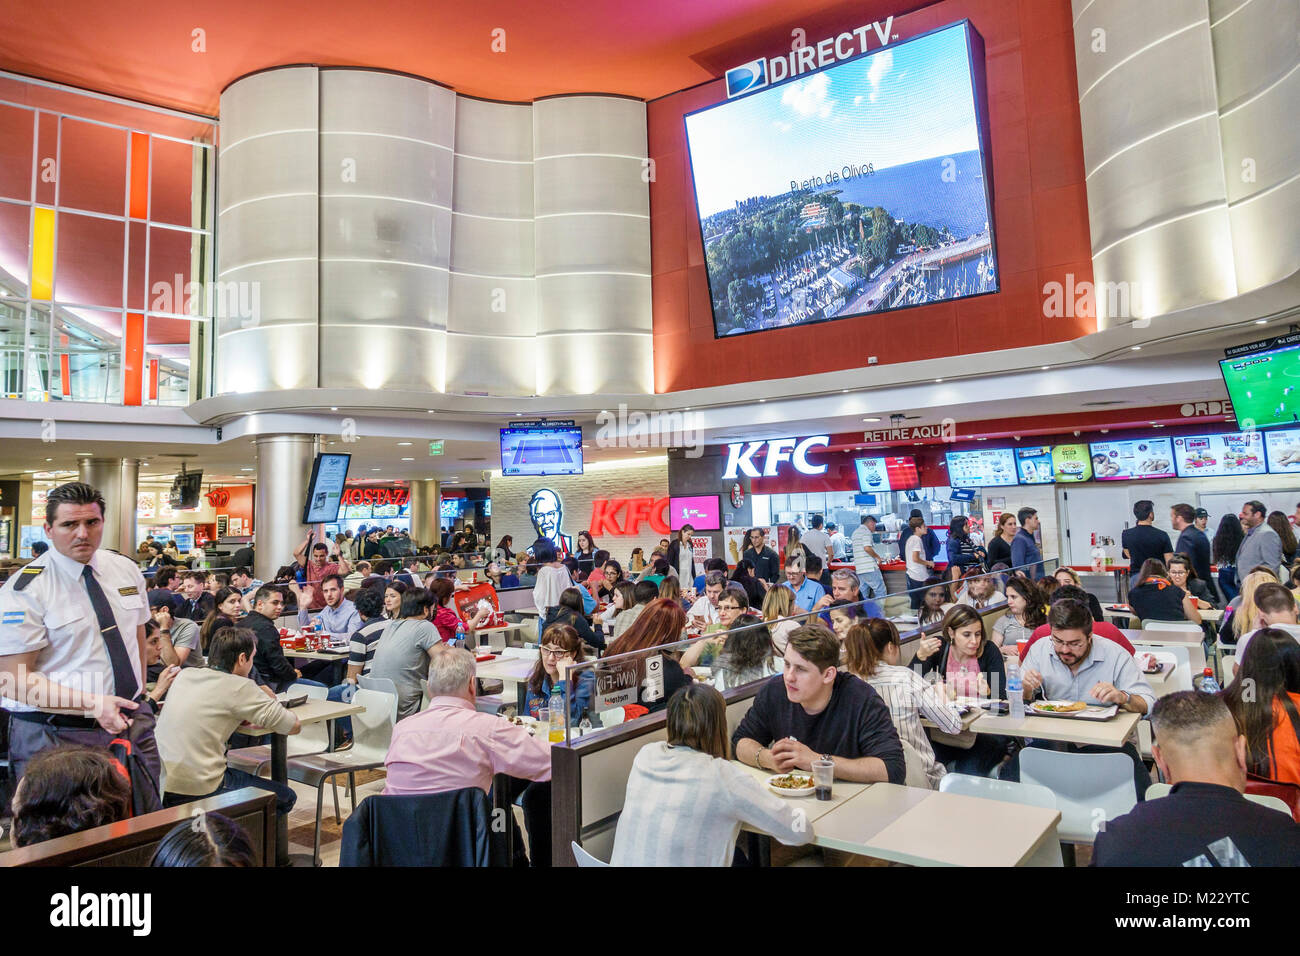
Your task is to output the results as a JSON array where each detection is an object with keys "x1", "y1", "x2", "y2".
[
  {"x1": 1255, "y1": 319, "x2": 1267, "y2": 325},
  {"x1": 241, "y1": 467, "x2": 254, "y2": 472},
  {"x1": 371, "y1": 468, "x2": 381, "y2": 472},
  {"x1": 862, "y1": 417, "x2": 880, "y2": 422},
  {"x1": 330, "y1": 406, "x2": 338, "y2": 411},
  {"x1": 1041, "y1": 365, "x2": 1050, "y2": 370},
  {"x1": 1130, "y1": 346, "x2": 1141, "y2": 351},
  {"x1": 935, "y1": 378, "x2": 943, "y2": 383},
  {"x1": 45, "y1": 458, "x2": 52, "y2": 462},
  {"x1": 401, "y1": 457, "x2": 414, "y2": 461},
  {"x1": 397, "y1": 442, "x2": 412, "y2": 446}
]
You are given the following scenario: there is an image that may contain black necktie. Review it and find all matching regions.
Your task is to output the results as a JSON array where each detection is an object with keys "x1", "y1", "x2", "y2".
[{"x1": 82, "y1": 565, "x2": 138, "y2": 700}]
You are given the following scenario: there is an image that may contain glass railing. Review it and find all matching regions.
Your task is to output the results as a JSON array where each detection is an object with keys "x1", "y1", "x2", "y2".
[{"x1": 560, "y1": 557, "x2": 1059, "y2": 744}]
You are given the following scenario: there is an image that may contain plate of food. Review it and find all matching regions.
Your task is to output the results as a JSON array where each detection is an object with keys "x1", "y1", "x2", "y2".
[
  {"x1": 767, "y1": 772, "x2": 816, "y2": 797},
  {"x1": 1031, "y1": 700, "x2": 1119, "y2": 720}
]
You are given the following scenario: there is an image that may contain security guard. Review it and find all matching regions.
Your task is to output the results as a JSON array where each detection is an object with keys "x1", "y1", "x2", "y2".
[{"x1": 0, "y1": 481, "x2": 151, "y2": 782}]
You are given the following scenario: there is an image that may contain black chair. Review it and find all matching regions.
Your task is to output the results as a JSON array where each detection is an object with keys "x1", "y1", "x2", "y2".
[{"x1": 338, "y1": 789, "x2": 508, "y2": 866}]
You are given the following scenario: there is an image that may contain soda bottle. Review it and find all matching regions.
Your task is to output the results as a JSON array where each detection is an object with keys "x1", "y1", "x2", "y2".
[{"x1": 1199, "y1": 668, "x2": 1221, "y2": 694}]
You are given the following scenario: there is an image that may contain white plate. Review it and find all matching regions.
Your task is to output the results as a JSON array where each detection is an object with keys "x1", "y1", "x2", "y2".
[
  {"x1": 1030, "y1": 700, "x2": 1118, "y2": 720},
  {"x1": 766, "y1": 773, "x2": 816, "y2": 797}
]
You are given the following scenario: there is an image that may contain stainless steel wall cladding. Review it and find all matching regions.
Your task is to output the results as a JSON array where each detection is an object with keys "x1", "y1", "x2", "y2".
[
  {"x1": 218, "y1": 69, "x2": 654, "y2": 398},
  {"x1": 1072, "y1": 0, "x2": 1300, "y2": 328}
]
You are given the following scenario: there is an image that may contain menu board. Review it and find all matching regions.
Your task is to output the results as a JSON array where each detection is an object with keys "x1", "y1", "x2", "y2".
[
  {"x1": 1265, "y1": 428, "x2": 1300, "y2": 473},
  {"x1": 1014, "y1": 446, "x2": 1054, "y2": 484},
  {"x1": 945, "y1": 448, "x2": 1018, "y2": 487},
  {"x1": 1051, "y1": 444, "x2": 1093, "y2": 482},
  {"x1": 1172, "y1": 432, "x2": 1265, "y2": 478},
  {"x1": 302, "y1": 453, "x2": 351, "y2": 523},
  {"x1": 853, "y1": 456, "x2": 921, "y2": 492},
  {"x1": 1088, "y1": 438, "x2": 1176, "y2": 481}
]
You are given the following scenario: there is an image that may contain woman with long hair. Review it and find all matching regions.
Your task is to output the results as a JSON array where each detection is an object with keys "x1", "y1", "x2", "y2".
[
  {"x1": 610, "y1": 683, "x2": 812, "y2": 866},
  {"x1": 574, "y1": 531, "x2": 598, "y2": 575},
  {"x1": 761, "y1": 584, "x2": 800, "y2": 653},
  {"x1": 523, "y1": 623, "x2": 596, "y2": 721},
  {"x1": 945, "y1": 515, "x2": 985, "y2": 573},
  {"x1": 585, "y1": 551, "x2": 613, "y2": 600},
  {"x1": 1226, "y1": 568, "x2": 1281, "y2": 643},
  {"x1": 784, "y1": 525, "x2": 811, "y2": 567},
  {"x1": 1224, "y1": 628, "x2": 1300, "y2": 785},
  {"x1": 1166, "y1": 554, "x2": 1217, "y2": 608},
  {"x1": 1213, "y1": 513, "x2": 1246, "y2": 604},
  {"x1": 992, "y1": 576, "x2": 1046, "y2": 658},
  {"x1": 601, "y1": 579, "x2": 638, "y2": 630},
  {"x1": 917, "y1": 577, "x2": 949, "y2": 627},
  {"x1": 629, "y1": 547, "x2": 647, "y2": 574},
  {"x1": 540, "y1": 586, "x2": 602, "y2": 649},
  {"x1": 710, "y1": 620, "x2": 779, "y2": 692},
  {"x1": 605, "y1": 598, "x2": 693, "y2": 713},
  {"x1": 681, "y1": 585, "x2": 752, "y2": 669},
  {"x1": 494, "y1": 535, "x2": 515, "y2": 565},
  {"x1": 843, "y1": 619, "x2": 962, "y2": 788},
  {"x1": 1269, "y1": 511, "x2": 1298, "y2": 567},
  {"x1": 955, "y1": 567, "x2": 1003, "y2": 610},
  {"x1": 913, "y1": 605, "x2": 1010, "y2": 776},
  {"x1": 199, "y1": 587, "x2": 244, "y2": 655},
  {"x1": 1127, "y1": 558, "x2": 1202, "y2": 625},
  {"x1": 985, "y1": 511, "x2": 1018, "y2": 570},
  {"x1": 657, "y1": 574, "x2": 691, "y2": 612},
  {"x1": 729, "y1": 558, "x2": 766, "y2": 606},
  {"x1": 382, "y1": 580, "x2": 408, "y2": 620}
]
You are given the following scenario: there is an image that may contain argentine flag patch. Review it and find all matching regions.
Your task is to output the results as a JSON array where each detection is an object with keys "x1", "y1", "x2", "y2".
[{"x1": 2, "y1": 610, "x2": 25, "y2": 625}]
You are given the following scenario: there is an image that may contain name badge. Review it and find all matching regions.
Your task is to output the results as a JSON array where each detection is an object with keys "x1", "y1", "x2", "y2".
[{"x1": 118, "y1": 586, "x2": 139, "y2": 596}]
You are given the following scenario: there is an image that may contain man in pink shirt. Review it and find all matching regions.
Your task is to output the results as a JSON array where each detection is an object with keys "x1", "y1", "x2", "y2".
[{"x1": 384, "y1": 645, "x2": 553, "y2": 863}]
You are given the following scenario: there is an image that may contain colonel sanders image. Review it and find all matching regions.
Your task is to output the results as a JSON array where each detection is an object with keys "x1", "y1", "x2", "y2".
[{"x1": 528, "y1": 488, "x2": 572, "y2": 556}]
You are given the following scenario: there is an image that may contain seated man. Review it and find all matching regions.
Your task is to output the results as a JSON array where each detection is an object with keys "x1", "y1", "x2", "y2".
[
  {"x1": 9, "y1": 746, "x2": 132, "y2": 847},
  {"x1": 155, "y1": 626, "x2": 300, "y2": 818},
  {"x1": 1015, "y1": 599, "x2": 1155, "y2": 796},
  {"x1": 782, "y1": 554, "x2": 827, "y2": 614},
  {"x1": 242, "y1": 585, "x2": 312, "y2": 692},
  {"x1": 733, "y1": 624, "x2": 905, "y2": 784},
  {"x1": 1231, "y1": 581, "x2": 1300, "y2": 675},
  {"x1": 814, "y1": 568, "x2": 883, "y2": 621},
  {"x1": 688, "y1": 571, "x2": 725, "y2": 629},
  {"x1": 1092, "y1": 691, "x2": 1300, "y2": 866},
  {"x1": 174, "y1": 570, "x2": 215, "y2": 622},
  {"x1": 384, "y1": 645, "x2": 553, "y2": 865}
]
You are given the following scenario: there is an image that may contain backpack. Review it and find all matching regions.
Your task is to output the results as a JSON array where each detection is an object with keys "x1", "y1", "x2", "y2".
[{"x1": 108, "y1": 698, "x2": 163, "y2": 816}]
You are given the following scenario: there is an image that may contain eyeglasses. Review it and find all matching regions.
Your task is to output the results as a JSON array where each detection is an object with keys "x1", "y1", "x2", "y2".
[
  {"x1": 540, "y1": 646, "x2": 569, "y2": 658},
  {"x1": 718, "y1": 603, "x2": 741, "y2": 611},
  {"x1": 1050, "y1": 637, "x2": 1088, "y2": 651}
]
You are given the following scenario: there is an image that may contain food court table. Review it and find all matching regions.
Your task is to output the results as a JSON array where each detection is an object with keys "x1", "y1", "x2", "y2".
[
  {"x1": 1118, "y1": 626, "x2": 1205, "y2": 646},
  {"x1": 734, "y1": 763, "x2": 1060, "y2": 867},
  {"x1": 1103, "y1": 604, "x2": 1222, "y2": 625},
  {"x1": 287, "y1": 648, "x2": 350, "y2": 662},
  {"x1": 964, "y1": 708, "x2": 1140, "y2": 748},
  {"x1": 238, "y1": 698, "x2": 365, "y2": 866}
]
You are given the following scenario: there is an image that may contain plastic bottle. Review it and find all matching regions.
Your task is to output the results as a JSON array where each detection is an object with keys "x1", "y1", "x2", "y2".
[
  {"x1": 455, "y1": 620, "x2": 466, "y2": 648},
  {"x1": 548, "y1": 681, "x2": 566, "y2": 743},
  {"x1": 1006, "y1": 658, "x2": 1025, "y2": 721},
  {"x1": 1199, "y1": 668, "x2": 1221, "y2": 694}
]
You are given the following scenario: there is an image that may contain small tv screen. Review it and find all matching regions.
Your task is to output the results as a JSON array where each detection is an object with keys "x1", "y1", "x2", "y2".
[
  {"x1": 1220, "y1": 332, "x2": 1300, "y2": 430},
  {"x1": 302, "y1": 454, "x2": 351, "y2": 524},
  {"x1": 670, "y1": 496, "x2": 722, "y2": 532},
  {"x1": 684, "y1": 21, "x2": 997, "y2": 337},
  {"x1": 168, "y1": 470, "x2": 203, "y2": 509},
  {"x1": 500, "y1": 426, "x2": 584, "y2": 476},
  {"x1": 853, "y1": 456, "x2": 920, "y2": 492},
  {"x1": 1013, "y1": 446, "x2": 1053, "y2": 485}
]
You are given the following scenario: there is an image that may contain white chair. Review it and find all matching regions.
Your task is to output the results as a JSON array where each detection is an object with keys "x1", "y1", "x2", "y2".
[
  {"x1": 901, "y1": 740, "x2": 933, "y2": 789},
  {"x1": 1018, "y1": 749, "x2": 1137, "y2": 844},
  {"x1": 571, "y1": 841, "x2": 610, "y2": 867},
  {"x1": 357, "y1": 675, "x2": 399, "y2": 722},
  {"x1": 938, "y1": 773, "x2": 1062, "y2": 866},
  {"x1": 225, "y1": 683, "x2": 330, "y2": 777},
  {"x1": 1144, "y1": 784, "x2": 1293, "y2": 817},
  {"x1": 286, "y1": 688, "x2": 397, "y2": 867}
]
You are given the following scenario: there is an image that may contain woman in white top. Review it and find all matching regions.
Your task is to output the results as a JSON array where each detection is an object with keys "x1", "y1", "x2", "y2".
[
  {"x1": 611, "y1": 684, "x2": 812, "y2": 866},
  {"x1": 843, "y1": 618, "x2": 962, "y2": 789},
  {"x1": 531, "y1": 540, "x2": 572, "y2": 614},
  {"x1": 760, "y1": 584, "x2": 800, "y2": 653}
]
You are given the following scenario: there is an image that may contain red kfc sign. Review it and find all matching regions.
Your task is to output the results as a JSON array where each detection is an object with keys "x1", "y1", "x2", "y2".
[{"x1": 589, "y1": 497, "x2": 671, "y2": 536}]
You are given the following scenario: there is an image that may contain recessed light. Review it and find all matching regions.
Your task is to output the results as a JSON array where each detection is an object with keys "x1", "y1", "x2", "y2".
[
  {"x1": 397, "y1": 442, "x2": 412, "y2": 446},
  {"x1": 635, "y1": 450, "x2": 647, "y2": 454},
  {"x1": 1152, "y1": 424, "x2": 1164, "y2": 428},
  {"x1": 401, "y1": 457, "x2": 414, "y2": 461},
  {"x1": 1130, "y1": 346, "x2": 1141, "y2": 351},
  {"x1": 516, "y1": 413, "x2": 523, "y2": 417},
  {"x1": 841, "y1": 389, "x2": 849, "y2": 393},
  {"x1": 76, "y1": 452, "x2": 92, "y2": 456},
  {"x1": 330, "y1": 406, "x2": 338, "y2": 411},
  {"x1": 935, "y1": 378, "x2": 943, "y2": 383},
  {"x1": 977, "y1": 437, "x2": 986, "y2": 441},
  {"x1": 45, "y1": 458, "x2": 52, "y2": 462},
  {"x1": 862, "y1": 417, "x2": 880, "y2": 422},
  {"x1": 428, "y1": 409, "x2": 436, "y2": 413},
  {"x1": 241, "y1": 467, "x2": 254, "y2": 472},
  {"x1": 1041, "y1": 365, "x2": 1050, "y2": 370},
  {"x1": 1255, "y1": 319, "x2": 1267, "y2": 325},
  {"x1": 371, "y1": 468, "x2": 381, "y2": 472},
  {"x1": 759, "y1": 399, "x2": 766, "y2": 403}
]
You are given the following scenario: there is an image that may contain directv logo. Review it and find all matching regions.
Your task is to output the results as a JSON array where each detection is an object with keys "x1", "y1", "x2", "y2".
[{"x1": 726, "y1": 59, "x2": 767, "y2": 98}]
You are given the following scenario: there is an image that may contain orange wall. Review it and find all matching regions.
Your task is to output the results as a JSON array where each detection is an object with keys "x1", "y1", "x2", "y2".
[{"x1": 648, "y1": 0, "x2": 1094, "y2": 392}]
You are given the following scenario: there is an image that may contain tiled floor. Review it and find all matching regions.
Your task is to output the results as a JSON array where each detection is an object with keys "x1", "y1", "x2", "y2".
[{"x1": 284, "y1": 768, "x2": 388, "y2": 867}]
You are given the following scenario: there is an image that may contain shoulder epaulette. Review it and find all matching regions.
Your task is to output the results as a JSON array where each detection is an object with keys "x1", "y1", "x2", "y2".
[{"x1": 13, "y1": 566, "x2": 44, "y2": 591}]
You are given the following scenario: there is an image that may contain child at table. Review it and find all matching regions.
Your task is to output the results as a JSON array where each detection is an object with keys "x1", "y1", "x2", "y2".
[{"x1": 913, "y1": 605, "x2": 1011, "y2": 776}]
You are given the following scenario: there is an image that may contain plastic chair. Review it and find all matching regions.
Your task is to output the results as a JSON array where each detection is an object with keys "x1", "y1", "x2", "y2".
[
  {"x1": 938, "y1": 773, "x2": 1062, "y2": 866},
  {"x1": 1246, "y1": 773, "x2": 1300, "y2": 822},
  {"x1": 1145, "y1": 782, "x2": 1293, "y2": 818},
  {"x1": 1018, "y1": 749, "x2": 1137, "y2": 844},
  {"x1": 287, "y1": 688, "x2": 397, "y2": 867},
  {"x1": 1141, "y1": 621, "x2": 1203, "y2": 634},
  {"x1": 225, "y1": 683, "x2": 330, "y2": 777},
  {"x1": 571, "y1": 841, "x2": 610, "y2": 867},
  {"x1": 357, "y1": 675, "x2": 399, "y2": 722}
]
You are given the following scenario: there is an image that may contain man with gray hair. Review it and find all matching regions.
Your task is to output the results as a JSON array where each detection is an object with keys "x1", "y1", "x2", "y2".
[
  {"x1": 1092, "y1": 691, "x2": 1300, "y2": 866},
  {"x1": 815, "y1": 568, "x2": 883, "y2": 620},
  {"x1": 384, "y1": 645, "x2": 554, "y2": 863}
]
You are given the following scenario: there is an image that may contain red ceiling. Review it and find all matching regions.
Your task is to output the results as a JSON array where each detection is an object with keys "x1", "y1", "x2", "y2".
[{"x1": 0, "y1": 0, "x2": 938, "y2": 115}]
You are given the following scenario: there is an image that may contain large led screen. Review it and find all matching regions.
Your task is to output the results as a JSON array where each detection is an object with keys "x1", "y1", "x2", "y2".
[
  {"x1": 1220, "y1": 332, "x2": 1300, "y2": 430},
  {"x1": 684, "y1": 21, "x2": 997, "y2": 338}
]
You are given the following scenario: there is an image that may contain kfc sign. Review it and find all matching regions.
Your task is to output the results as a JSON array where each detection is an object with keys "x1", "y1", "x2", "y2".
[
  {"x1": 341, "y1": 487, "x2": 410, "y2": 508},
  {"x1": 589, "y1": 497, "x2": 671, "y2": 537},
  {"x1": 721, "y1": 436, "x2": 830, "y2": 479}
]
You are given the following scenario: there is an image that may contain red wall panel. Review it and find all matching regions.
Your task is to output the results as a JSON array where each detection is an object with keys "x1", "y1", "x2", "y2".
[{"x1": 648, "y1": 0, "x2": 1092, "y2": 392}]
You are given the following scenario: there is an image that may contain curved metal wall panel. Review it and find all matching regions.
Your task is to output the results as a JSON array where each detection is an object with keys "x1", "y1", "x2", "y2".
[
  {"x1": 447, "y1": 97, "x2": 536, "y2": 395},
  {"x1": 217, "y1": 68, "x2": 319, "y2": 393},
  {"x1": 318, "y1": 70, "x2": 455, "y2": 392},
  {"x1": 1210, "y1": 0, "x2": 1297, "y2": 110},
  {"x1": 533, "y1": 96, "x2": 652, "y2": 396}
]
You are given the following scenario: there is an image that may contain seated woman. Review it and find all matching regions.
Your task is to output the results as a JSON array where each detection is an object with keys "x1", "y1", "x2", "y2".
[
  {"x1": 825, "y1": 598, "x2": 860, "y2": 643},
  {"x1": 761, "y1": 585, "x2": 801, "y2": 653},
  {"x1": 382, "y1": 580, "x2": 408, "y2": 620},
  {"x1": 955, "y1": 568, "x2": 1003, "y2": 610},
  {"x1": 601, "y1": 580, "x2": 638, "y2": 630},
  {"x1": 605, "y1": 598, "x2": 694, "y2": 713},
  {"x1": 10, "y1": 746, "x2": 132, "y2": 847},
  {"x1": 610, "y1": 683, "x2": 813, "y2": 866},
  {"x1": 540, "y1": 586, "x2": 603, "y2": 650},
  {"x1": 523, "y1": 623, "x2": 596, "y2": 721},
  {"x1": 1166, "y1": 554, "x2": 1217, "y2": 608},
  {"x1": 584, "y1": 549, "x2": 612, "y2": 598},
  {"x1": 150, "y1": 812, "x2": 258, "y2": 867},
  {"x1": 681, "y1": 584, "x2": 753, "y2": 669},
  {"x1": 992, "y1": 576, "x2": 1046, "y2": 660},
  {"x1": 640, "y1": 557, "x2": 670, "y2": 588},
  {"x1": 1127, "y1": 559, "x2": 1202, "y2": 626},
  {"x1": 657, "y1": 575, "x2": 692, "y2": 613},
  {"x1": 428, "y1": 578, "x2": 465, "y2": 642},
  {"x1": 369, "y1": 588, "x2": 441, "y2": 720},
  {"x1": 1052, "y1": 567, "x2": 1106, "y2": 622},
  {"x1": 708, "y1": 620, "x2": 781, "y2": 692},
  {"x1": 729, "y1": 558, "x2": 766, "y2": 606},
  {"x1": 913, "y1": 605, "x2": 1010, "y2": 776},
  {"x1": 843, "y1": 619, "x2": 962, "y2": 789},
  {"x1": 1224, "y1": 628, "x2": 1300, "y2": 786},
  {"x1": 593, "y1": 558, "x2": 623, "y2": 602},
  {"x1": 917, "y1": 577, "x2": 950, "y2": 628}
]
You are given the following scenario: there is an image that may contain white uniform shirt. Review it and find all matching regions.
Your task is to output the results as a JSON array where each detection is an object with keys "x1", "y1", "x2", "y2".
[
  {"x1": 851, "y1": 524, "x2": 879, "y2": 573},
  {"x1": 0, "y1": 547, "x2": 150, "y2": 712},
  {"x1": 801, "y1": 529, "x2": 831, "y2": 563}
]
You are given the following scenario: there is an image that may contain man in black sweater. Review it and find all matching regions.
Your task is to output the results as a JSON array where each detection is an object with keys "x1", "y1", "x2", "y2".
[
  {"x1": 1092, "y1": 691, "x2": 1300, "y2": 866},
  {"x1": 242, "y1": 586, "x2": 303, "y2": 693},
  {"x1": 733, "y1": 624, "x2": 904, "y2": 784}
]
